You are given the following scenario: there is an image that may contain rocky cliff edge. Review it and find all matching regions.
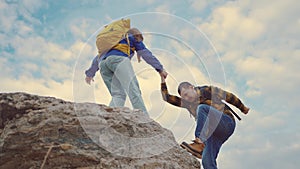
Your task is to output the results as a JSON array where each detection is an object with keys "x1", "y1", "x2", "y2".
[{"x1": 0, "y1": 92, "x2": 200, "y2": 169}]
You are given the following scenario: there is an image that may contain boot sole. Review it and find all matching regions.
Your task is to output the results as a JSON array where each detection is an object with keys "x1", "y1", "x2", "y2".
[{"x1": 180, "y1": 142, "x2": 202, "y2": 159}]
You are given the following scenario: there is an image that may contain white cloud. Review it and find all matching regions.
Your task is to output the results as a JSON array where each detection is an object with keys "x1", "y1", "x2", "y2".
[
  {"x1": 197, "y1": 0, "x2": 300, "y2": 109},
  {"x1": 245, "y1": 81, "x2": 261, "y2": 98},
  {"x1": 236, "y1": 50, "x2": 300, "y2": 104},
  {"x1": 0, "y1": 1, "x2": 18, "y2": 33},
  {"x1": 169, "y1": 40, "x2": 195, "y2": 59},
  {"x1": 201, "y1": 5, "x2": 265, "y2": 46},
  {"x1": 20, "y1": 62, "x2": 39, "y2": 75},
  {"x1": 0, "y1": 24, "x2": 96, "y2": 101},
  {"x1": 12, "y1": 36, "x2": 45, "y2": 58},
  {"x1": 46, "y1": 42, "x2": 73, "y2": 61},
  {"x1": 0, "y1": 57, "x2": 13, "y2": 77},
  {"x1": 10, "y1": 34, "x2": 78, "y2": 62},
  {"x1": 154, "y1": 3, "x2": 172, "y2": 14},
  {"x1": 136, "y1": 0, "x2": 156, "y2": 5},
  {"x1": 245, "y1": 0, "x2": 299, "y2": 24},
  {"x1": 189, "y1": 0, "x2": 207, "y2": 12},
  {"x1": 0, "y1": 76, "x2": 73, "y2": 101},
  {"x1": 69, "y1": 18, "x2": 99, "y2": 40},
  {"x1": 16, "y1": 1, "x2": 42, "y2": 25},
  {"x1": 14, "y1": 20, "x2": 34, "y2": 36},
  {"x1": 21, "y1": 0, "x2": 44, "y2": 14}
]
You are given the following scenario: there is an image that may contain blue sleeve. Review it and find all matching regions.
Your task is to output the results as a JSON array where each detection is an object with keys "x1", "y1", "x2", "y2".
[
  {"x1": 136, "y1": 48, "x2": 164, "y2": 72},
  {"x1": 131, "y1": 37, "x2": 164, "y2": 72},
  {"x1": 85, "y1": 55, "x2": 99, "y2": 77}
]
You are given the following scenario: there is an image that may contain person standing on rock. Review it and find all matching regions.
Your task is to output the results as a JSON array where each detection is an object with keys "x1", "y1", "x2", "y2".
[
  {"x1": 85, "y1": 27, "x2": 168, "y2": 116},
  {"x1": 160, "y1": 75, "x2": 249, "y2": 169}
]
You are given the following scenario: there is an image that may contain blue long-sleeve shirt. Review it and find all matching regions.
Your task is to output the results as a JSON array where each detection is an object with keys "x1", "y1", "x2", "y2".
[{"x1": 85, "y1": 34, "x2": 164, "y2": 77}]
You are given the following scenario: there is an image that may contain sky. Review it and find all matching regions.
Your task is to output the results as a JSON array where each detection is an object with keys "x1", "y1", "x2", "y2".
[{"x1": 1, "y1": 0, "x2": 299, "y2": 168}]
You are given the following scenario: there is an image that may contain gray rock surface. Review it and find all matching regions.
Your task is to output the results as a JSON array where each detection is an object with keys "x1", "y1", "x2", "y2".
[{"x1": 0, "y1": 92, "x2": 201, "y2": 169}]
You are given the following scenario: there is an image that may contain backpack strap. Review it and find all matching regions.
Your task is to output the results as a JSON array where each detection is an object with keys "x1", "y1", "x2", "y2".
[
  {"x1": 125, "y1": 33, "x2": 130, "y2": 56},
  {"x1": 197, "y1": 86, "x2": 242, "y2": 121},
  {"x1": 111, "y1": 33, "x2": 136, "y2": 57},
  {"x1": 112, "y1": 43, "x2": 134, "y2": 56},
  {"x1": 224, "y1": 103, "x2": 242, "y2": 121}
]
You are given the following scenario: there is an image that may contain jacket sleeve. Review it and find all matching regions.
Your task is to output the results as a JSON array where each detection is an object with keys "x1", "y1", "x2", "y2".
[
  {"x1": 131, "y1": 37, "x2": 163, "y2": 72},
  {"x1": 161, "y1": 82, "x2": 189, "y2": 108},
  {"x1": 211, "y1": 86, "x2": 247, "y2": 114},
  {"x1": 137, "y1": 48, "x2": 164, "y2": 72},
  {"x1": 85, "y1": 55, "x2": 99, "y2": 78}
]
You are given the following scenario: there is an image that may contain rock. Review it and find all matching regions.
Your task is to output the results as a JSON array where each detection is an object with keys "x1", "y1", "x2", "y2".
[{"x1": 0, "y1": 92, "x2": 201, "y2": 169}]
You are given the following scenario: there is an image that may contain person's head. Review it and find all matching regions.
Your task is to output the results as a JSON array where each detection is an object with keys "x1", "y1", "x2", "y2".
[
  {"x1": 177, "y1": 82, "x2": 198, "y2": 102},
  {"x1": 127, "y1": 28, "x2": 143, "y2": 42}
]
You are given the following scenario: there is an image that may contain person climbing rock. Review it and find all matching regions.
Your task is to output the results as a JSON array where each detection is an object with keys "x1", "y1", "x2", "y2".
[
  {"x1": 160, "y1": 75, "x2": 249, "y2": 169},
  {"x1": 85, "y1": 19, "x2": 167, "y2": 116}
]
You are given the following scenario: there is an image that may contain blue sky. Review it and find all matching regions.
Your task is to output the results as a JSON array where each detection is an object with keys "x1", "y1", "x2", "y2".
[{"x1": 1, "y1": 0, "x2": 300, "y2": 168}]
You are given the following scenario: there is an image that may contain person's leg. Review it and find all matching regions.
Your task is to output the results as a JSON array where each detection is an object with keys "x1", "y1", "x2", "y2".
[
  {"x1": 112, "y1": 56, "x2": 148, "y2": 115},
  {"x1": 109, "y1": 77, "x2": 127, "y2": 107},
  {"x1": 195, "y1": 104, "x2": 211, "y2": 142},
  {"x1": 195, "y1": 104, "x2": 235, "y2": 143},
  {"x1": 195, "y1": 104, "x2": 236, "y2": 169},
  {"x1": 213, "y1": 110, "x2": 236, "y2": 143},
  {"x1": 99, "y1": 58, "x2": 126, "y2": 107},
  {"x1": 105, "y1": 55, "x2": 148, "y2": 115},
  {"x1": 201, "y1": 136, "x2": 222, "y2": 169}
]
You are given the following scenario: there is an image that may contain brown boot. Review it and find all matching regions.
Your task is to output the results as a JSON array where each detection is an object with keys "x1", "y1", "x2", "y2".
[{"x1": 180, "y1": 138, "x2": 205, "y2": 159}]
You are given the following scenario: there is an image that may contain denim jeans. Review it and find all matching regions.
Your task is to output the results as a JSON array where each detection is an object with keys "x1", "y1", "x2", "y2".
[
  {"x1": 195, "y1": 104, "x2": 235, "y2": 169},
  {"x1": 99, "y1": 55, "x2": 148, "y2": 116}
]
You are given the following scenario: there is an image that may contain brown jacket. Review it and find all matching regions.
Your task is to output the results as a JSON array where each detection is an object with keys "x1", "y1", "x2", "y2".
[{"x1": 161, "y1": 82, "x2": 247, "y2": 121}]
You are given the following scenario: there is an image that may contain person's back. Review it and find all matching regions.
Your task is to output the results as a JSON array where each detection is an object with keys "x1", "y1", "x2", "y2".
[{"x1": 85, "y1": 27, "x2": 168, "y2": 115}]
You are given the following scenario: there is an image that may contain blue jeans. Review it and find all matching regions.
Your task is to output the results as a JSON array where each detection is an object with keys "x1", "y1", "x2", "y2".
[
  {"x1": 195, "y1": 104, "x2": 235, "y2": 169},
  {"x1": 99, "y1": 55, "x2": 148, "y2": 116}
]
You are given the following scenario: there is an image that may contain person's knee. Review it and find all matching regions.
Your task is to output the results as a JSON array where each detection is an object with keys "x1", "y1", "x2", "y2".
[
  {"x1": 112, "y1": 93, "x2": 126, "y2": 100},
  {"x1": 197, "y1": 104, "x2": 210, "y2": 110},
  {"x1": 197, "y1": 104, "x2": 210, "y2": 116}
]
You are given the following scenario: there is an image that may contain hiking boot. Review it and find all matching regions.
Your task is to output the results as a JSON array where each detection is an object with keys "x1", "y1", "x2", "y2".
[{"x1": 180, "y1": 138, "x2": 205, "y2": 159}]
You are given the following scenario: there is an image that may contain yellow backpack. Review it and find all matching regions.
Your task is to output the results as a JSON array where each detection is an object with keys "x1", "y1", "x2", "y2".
[{"x1": 96, "y1": 19, "x2": 131, "y2": 57}]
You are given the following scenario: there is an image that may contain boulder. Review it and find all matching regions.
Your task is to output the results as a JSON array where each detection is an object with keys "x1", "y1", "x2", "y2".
[{"x1": 0, "y1": 92, "x2": 200, "y2": 169}]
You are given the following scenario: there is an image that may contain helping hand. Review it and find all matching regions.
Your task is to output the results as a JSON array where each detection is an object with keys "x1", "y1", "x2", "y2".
[
  {"x1": 159, "y1": 70, "x2": 168, "y2": 83},
  {"x1": 85, "y1": 76, "x2": 94, "y2": 85},
  {"x1": 137, "y1": 55, "x2": 142, "y2": 63}
]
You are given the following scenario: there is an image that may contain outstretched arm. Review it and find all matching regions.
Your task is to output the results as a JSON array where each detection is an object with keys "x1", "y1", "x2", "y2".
[
  {"x1": 212, "y1": 86, "x2": 250, "y2": 114},
  {"x1": 136, "y1": 48, "x2": 164, "y2": 72},
  {"x1": 160, "y1": 76, "x2": 188, "y2": 108},
  {"x1": 131, "y1": 34, "x2": 168, "y2": 78},
  {"x1": 85, "y1": 55, "x2": 99, "y2": 85},
  {"x1": 132, "y1": 37, "x2": 164, "y2": 72}
]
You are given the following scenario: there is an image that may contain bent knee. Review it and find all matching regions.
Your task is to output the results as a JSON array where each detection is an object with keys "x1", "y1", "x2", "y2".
[
  {"x1": 197, "y1": 104, "x2": 210, "y2": 111},
  {"x1": 111, "y1": 93, "x2": 126, "y2": 99}
]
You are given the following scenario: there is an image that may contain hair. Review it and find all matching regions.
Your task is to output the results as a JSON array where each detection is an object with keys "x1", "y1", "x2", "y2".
[
  {"x1": 177, "y1": 81, "x2": 193, "y2": 95},
  {"x1": 127, "y1": 28, "x2": 143, "y2": 42}
]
